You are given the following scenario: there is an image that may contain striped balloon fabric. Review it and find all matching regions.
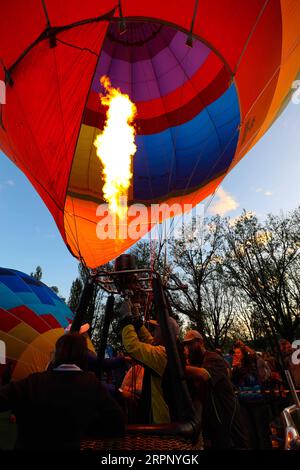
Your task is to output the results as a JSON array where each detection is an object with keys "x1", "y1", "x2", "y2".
[
  {"x1": 0, "y1": 1, "x2": 299, "y2": 266},
  {"x1": 0, "y1": 268, "x2": 73, "y2": 381}
]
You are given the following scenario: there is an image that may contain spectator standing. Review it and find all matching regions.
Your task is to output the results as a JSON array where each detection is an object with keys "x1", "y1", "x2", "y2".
[
  {"x1": 0, "y1": 333, "x2": 125, "y2": 449},
  {"x1": 183, "y1": 330, "x2": 249, "y2": 449}
]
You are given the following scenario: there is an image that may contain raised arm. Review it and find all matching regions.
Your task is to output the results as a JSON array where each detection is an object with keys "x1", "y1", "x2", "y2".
[
  {"x1": 136, "y1": 324, "x2": 154, "y2": 344},
  {"x1": 122, "y1": 324, "x2": 166, "y2": 376}
]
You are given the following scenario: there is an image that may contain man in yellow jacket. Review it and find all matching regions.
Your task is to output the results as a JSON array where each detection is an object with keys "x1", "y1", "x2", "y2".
[{"x1": 119, "y1": 300, "x2": 180, "y2": 424}]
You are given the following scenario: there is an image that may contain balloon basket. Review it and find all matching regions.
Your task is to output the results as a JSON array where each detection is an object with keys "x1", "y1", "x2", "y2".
[{"x1": 81, "y1": 433, "x2": 203, "y2": 451}]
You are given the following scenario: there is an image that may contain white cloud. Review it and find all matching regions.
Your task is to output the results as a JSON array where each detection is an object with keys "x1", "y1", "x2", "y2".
[
  {"x1": 208, "y1": 187, "x2": 239, "y2": 216},
  {"x1": 0, "y1": 179, "x2": 15, "y2": 189},
  {"x1": 253, "y1": 187, "x2": 273, "y2": 197}
]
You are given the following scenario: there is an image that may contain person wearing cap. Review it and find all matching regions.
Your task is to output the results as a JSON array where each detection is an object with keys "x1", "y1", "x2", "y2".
[
  {"x1": 118, "y1": 299, "x2": 180, "y2": 424},
  {"x1": 64, "y1": 322, "x2": 91, "y2": 335},
  {"x1": 183, "y1": 330, "x2": 249, "y2": 449}
]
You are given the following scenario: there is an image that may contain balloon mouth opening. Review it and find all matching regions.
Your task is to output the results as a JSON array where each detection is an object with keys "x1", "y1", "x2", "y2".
[{"x1": 99, "y1": 18, "x2": 229, "y2": 103}]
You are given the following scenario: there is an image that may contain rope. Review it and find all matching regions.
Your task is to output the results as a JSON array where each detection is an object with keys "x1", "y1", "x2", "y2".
[
  {"x1": 117, "y1": 0, "x2": 126, "y2": 33},
  {"x1": 41, "y1": 0, "x2": 51, "y2": 28},
  {"x1": 233, "y1": 0, "x2": 270, "y2": 75},
  {"x1": 186, "y1": 0, "x2": 200, "y2": 46}
]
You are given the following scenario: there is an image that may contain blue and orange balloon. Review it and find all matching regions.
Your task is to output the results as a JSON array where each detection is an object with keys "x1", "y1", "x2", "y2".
[
  {"x1": 0, "y1": 1, "x2": 299, "y2": 267},
  {"x1": 0, "y1": 268, "x2": 73, "y2": 381}
]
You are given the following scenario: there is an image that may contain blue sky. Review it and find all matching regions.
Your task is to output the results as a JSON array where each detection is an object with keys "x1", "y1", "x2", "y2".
[
  {"x1": 209, "y1": 101, "x2": 300, "y2": 219},
  {"x1": 0, "y1": 100, "x2": 299, "y2": 298}
]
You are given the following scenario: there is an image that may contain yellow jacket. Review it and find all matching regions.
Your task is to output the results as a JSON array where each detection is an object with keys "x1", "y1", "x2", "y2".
[{"x1": 122, "y1": 324, "x2": 170, "y2": 424}]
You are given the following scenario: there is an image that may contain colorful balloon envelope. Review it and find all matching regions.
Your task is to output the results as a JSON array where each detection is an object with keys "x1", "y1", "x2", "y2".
[
  {"x1": 0, "y1": 268, "x2": 73, "y2": 381},
  {"x1": 0, "y1": 1, "x2": 299, "y2": 267}
]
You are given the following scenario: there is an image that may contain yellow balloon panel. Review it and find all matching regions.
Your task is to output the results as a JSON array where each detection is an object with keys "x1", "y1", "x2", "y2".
[{"x1": 12, "y1": 328, "x2": 64, "y2": 380}]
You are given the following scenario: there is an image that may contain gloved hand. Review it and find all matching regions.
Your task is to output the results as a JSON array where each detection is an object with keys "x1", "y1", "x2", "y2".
[
  {"x1": 119, "y1": 299, "x2": 133, "y2": 319},
  {"x1": 118, "y1": 299, "x2": 143, "y2": 331},
  {"x1": 131, "y1": 316, "x2": 144, "y2": 331}
]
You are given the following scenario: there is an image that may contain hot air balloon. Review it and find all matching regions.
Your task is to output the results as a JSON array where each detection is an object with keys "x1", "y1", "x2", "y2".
[
  {"x1": 0, "y1": 1, "x2": 299, "y2": 268},
  {"x1": 0, "y1": 267, "x2": 73, "y2": 381}
]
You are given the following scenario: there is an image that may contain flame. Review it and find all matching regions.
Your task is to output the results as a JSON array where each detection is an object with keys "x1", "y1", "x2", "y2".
[{"x1": 94, "y1": 76, "x2": 137, "y2": 219}]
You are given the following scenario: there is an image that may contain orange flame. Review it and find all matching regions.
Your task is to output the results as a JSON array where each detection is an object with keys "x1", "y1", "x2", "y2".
[{"x1": 94, "y1": 76, "x2": 137, "y2": 219}]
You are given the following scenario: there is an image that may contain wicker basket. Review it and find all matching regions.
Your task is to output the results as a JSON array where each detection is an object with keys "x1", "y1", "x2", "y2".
[{"x1": 81, "y1": 433, "x2": 203, "y2": 451}]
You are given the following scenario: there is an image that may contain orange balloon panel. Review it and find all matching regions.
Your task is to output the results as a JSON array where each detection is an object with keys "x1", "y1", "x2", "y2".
[{"x1": 65, "y1": 175, "x2": 222, "y2": 267}]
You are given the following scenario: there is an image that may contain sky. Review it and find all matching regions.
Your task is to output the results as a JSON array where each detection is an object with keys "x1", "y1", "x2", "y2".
[
  {"x1": 0, "y1": 99, "x2": 299, "y2": 299},
  {"x1": 208, "y1": 101, "x2": 300, "y2": 220}
]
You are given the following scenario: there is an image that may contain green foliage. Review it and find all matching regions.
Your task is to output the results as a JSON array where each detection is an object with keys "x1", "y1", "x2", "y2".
[
  {"x1": 50, "y1": 286, "x2": 59, "y2": 294},
  {"x1": 30, "y1": 266, "x2": 42, "y2": 281},
  {"x1": 67, "y1": 278, "x2": 83, "y2": 313},
  {"x1": 222, "y1": 208, "x2": 300, "y2": 342}
]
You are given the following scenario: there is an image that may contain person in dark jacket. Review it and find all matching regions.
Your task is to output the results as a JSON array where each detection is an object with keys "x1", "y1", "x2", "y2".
[
  {"x1": 183, "y1": 330, "x2": 250, "y2": 449},
  {"x1": 0, "y1": 333, "x2": 125, "y2": 450},
  {"x1": 231, "y1": 341, "x2": 272, "y2": 449}
]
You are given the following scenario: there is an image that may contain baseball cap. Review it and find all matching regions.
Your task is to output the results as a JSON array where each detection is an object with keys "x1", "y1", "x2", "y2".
[
  {"x1": 182, "y1": 330, "x2": 203, "y2": 343},
  {"x1": 64, "y1": 323, "x2": 90, "y2": 335}
]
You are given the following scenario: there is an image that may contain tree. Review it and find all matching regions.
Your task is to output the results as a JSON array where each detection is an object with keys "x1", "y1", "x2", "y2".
[
  {"x1": 50, "y1": 286, "x2": 59, "y2": 294},
  {"x1": 129, "y1": 240, "x2": 151, "y2": 267},
  {"x1": 167, "y1": 215, "x2": 224, "y2": 333},
  {"x1": 222, "y1": 209, "x2": 300, "y2": 342},
  {"x1": 228, "y1": 294, "x2": 273, "y2": 351},
  {"x1": 50, "y1": 285, "x2": 66, "y2": 303},
  {"x1": 68, "y1": 262, "x2": 115, "y2": 347},
  {"x1": 68, "y1": 278, "x2": 83, "y2": 313},
  {"x1": 201, "y1": 276, "x2": 235, "y2": 349},
  {"x1": 30, "y1": 266, "x2": 42, "y2": 281},
  {"x1": 129, "y1": 238, "x2": 169, "y2": 277}
]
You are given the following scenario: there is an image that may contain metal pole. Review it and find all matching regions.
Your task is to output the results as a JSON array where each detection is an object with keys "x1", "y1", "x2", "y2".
[
  {"x1": 97, "y1": 294, "x2": 115, "y2": 366},
  {"x1": 71, "y1": 277, "x2": 95, "y2": 332},
  {"x1": 152, "y1": 273, "x2": 195, "y2": 422},
  {"x1": 285, "y1": 369, "x2": 300, "y2": 408}
]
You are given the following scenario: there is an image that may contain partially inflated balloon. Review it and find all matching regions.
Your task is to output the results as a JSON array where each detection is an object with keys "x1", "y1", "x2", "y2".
[
  {"x1": 0, "y1": 1, "x2": 299, "y2": 267},
  {"x1": 0, "y1": 268, "x2": 73, "y2": 381}
]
